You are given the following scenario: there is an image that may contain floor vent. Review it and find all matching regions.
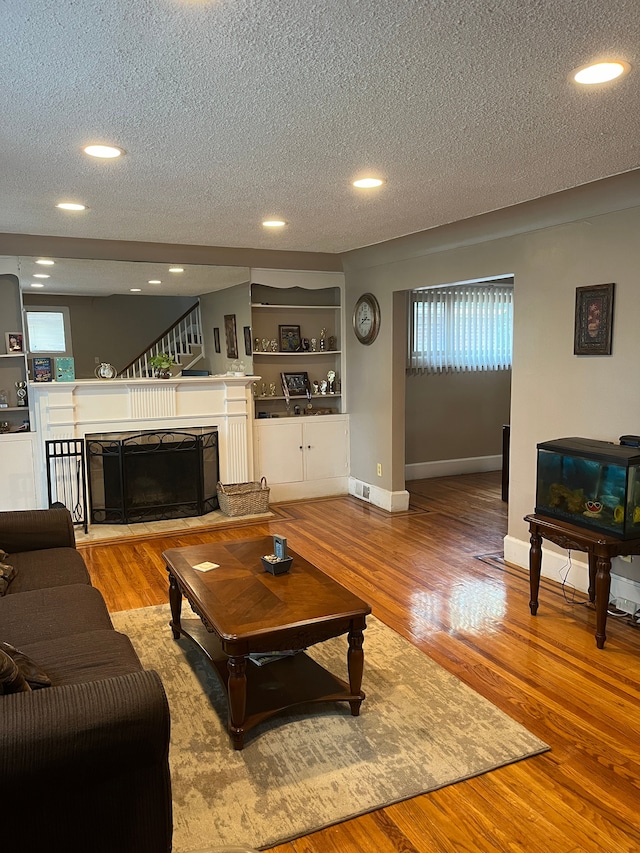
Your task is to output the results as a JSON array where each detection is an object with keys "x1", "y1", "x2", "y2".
[{"x1": 353, "y1": 480, "x2": 371, "y2": 502}]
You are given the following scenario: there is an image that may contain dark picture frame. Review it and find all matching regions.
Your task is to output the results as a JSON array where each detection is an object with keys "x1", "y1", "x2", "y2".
[
  {"x1": 243, "y1": 326, "x2": 252, "y2": 356},
  {"x1": 281, "y1": 371, "x2": 310, "y2": 397},
  {"x1": 279, "y1": 324, "x2": 301, "y2": 352},
  {"x1": 224, "y1": 314, "x2": 238, "y2": 359},
  {"x1": 213, "y1": 327, "x2": 221, "y2": 353},
  {"x1": 574, "y1": 283, "x2": 615, "y2": 356}
]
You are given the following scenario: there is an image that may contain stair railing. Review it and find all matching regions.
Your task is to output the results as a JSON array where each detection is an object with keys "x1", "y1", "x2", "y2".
[{"x1": 118, "y1": 302, "x2": 203, "y2": 379}]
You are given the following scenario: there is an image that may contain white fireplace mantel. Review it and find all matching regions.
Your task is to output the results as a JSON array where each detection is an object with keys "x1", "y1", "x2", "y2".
[{"x1": 27, "y1": 375, "x2": 259, "y2": 509}]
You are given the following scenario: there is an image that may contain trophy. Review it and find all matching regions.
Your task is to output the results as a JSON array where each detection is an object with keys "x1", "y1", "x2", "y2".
[
  {"x1": 327, "y1": 370, "x2": 336, "y2": 394},
  {"x1": 15, "y1": 381, "x2": 27, "y2": 407}
]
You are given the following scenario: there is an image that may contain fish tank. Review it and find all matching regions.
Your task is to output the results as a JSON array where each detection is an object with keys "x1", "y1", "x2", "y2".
[{"x1": 536, "y1": 437, "x2": 640, "y2": 539}]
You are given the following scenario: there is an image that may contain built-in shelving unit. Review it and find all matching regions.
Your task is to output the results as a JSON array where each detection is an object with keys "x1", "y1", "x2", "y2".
[
  {"x1": 0, "y1": 276, "x2": 30, "y2": 434},
  {"x1": 251, "y1": 283, "x2": 344, "y2": 419}
]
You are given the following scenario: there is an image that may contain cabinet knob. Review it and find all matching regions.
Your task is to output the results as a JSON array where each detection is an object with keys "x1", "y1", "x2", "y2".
[
  {"x1": 307, "y1": 445, "x2": 311, "y2": 449},
  {"x1": 299, "y1": 445, "x2": 303, "y2": 450}
]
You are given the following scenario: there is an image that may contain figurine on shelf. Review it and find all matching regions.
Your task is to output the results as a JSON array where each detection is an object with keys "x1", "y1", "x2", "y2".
[
  {"x1": 310, "y1": 338, "x2": 317, "y2": 352},
  {"x1": 301, "y1": 338, "x2": 310, "y2": 351},
  {"x1": 269, "y1": 383, "x2": 277, "y2": 396},
  {"x1": 270, "y1": 339, "x2": 278, "y2": 352},
  {"x1": 320, "y1": 328, "x2": 327, "y2": 351},
  {"x1": 261, "y1": 338, "x2": 269, "y2": 353},
  {"x1": 312, "y1": 381, "x2": 320, "y2": 395},
  {"x1": 320, "y1": 379, "x2": 328, "y2": 395},
  {"x1": 327, "y1": 370, "x2": 336, "y2": 393}
]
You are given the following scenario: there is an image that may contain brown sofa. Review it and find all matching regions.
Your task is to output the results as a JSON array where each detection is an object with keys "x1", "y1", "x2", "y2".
[{"x1": 0, "y1": 508, "x2": 172, "y2": 853}]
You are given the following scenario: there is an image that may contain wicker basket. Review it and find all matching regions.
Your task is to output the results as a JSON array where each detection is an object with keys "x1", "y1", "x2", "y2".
[{"x1": 216, "y1": 477, "x2": 270, "y2": 517}]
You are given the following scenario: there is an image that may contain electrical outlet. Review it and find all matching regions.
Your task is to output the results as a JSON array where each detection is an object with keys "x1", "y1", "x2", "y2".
[
  {"x1": 94, "y1": 356, "x2": 100, "y2": 364},
  {"x1": 376, "y1": 463, "x2": 382, "y2": 477}
]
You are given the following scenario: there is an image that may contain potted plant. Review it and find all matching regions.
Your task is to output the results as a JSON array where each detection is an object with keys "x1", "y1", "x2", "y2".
[{"x1": 148, "y1": 353, "x2": 176, "y2": 378}]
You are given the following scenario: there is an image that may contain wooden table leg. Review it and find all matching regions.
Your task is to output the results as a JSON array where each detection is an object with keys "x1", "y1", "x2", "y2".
[
  {"x1": 529, "y1": 529, "x2": 542, "y2": 615},
  {"x1": 587, "y1": 553, "x2": 597, "y2": 603},
  {"x1": 168, "y1": 569, "x2": 182, "y2": 639},
  {"x1": 347, "y1": 626, "x2": 365, "y2": 716},
  {"x1": 594, "y1": 555, "x2": 612, "y2": 649},
  {"x1": 227, "y1": 655, "x2": 248, "y2": 749}
]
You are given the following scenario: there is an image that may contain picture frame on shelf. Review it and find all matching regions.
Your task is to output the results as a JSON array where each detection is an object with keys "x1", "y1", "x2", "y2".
[
  {"x1": 224, "y1": 314, "x2": 238, "y2": 359},
  {"x1": 281, "y1": 371, "x2": 310, "y2": 397},
  {"x1": 32, "y1": 356, "x2": 53, "y2": 382},
  {"x1": 244, "y1": 326, "x2": 252, "y2": 356},
  {"x1": 574, "y1": 282, "x2": 615, "y2": 356},
  {"x1": 5, "y1": 331, "x2": 23, "y2": 353},
  {"x1": 213, "y1": 327, "x2": 221, "y2": 354},
  {"x1": 279, "y1": 324, "x2": 301, "y2": 352}
]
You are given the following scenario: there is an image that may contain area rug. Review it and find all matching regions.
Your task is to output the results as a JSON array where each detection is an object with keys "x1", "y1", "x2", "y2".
[{"x1": 111, "y1": 605, "x2": 549, "y2": 852}]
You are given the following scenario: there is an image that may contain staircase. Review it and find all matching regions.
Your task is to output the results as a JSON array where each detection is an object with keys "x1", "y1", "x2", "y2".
[{"x1": 118, "y1": 303, "x2": 204, "y2": 379}]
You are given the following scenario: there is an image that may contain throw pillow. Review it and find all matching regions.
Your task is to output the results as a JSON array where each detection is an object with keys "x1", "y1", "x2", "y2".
[
  {"x1": 0, "y1": 642, "x2": 52, "y2": 689},
  {"x1": 0, "y1": 647, "x2": 31, "y2": 695},
  {"x1": 0, "y1": 562, "x2": 17, "y2": 597},
  {"x1": 0, "y1": 549, "x2": 8, "y2": 561}
]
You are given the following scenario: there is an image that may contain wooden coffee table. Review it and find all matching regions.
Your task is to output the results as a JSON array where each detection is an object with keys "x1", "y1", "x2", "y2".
[{"x1": 163, "y1": 536, "x2": 372, "y2": 749}]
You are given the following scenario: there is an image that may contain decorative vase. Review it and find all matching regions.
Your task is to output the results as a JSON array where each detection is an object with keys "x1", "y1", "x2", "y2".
[{"x1": 155, "y1": 367, "x2": 172, "y2": 379}]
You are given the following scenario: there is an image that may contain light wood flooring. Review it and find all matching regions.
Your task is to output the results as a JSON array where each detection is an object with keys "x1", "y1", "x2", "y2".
[{"x1": 79, "y1": 472, "x2": 640, "y2": 853}]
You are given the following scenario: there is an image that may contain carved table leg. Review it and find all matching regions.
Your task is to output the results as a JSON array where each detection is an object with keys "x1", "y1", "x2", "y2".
[
  {"x1": 587, "y1": 553, "x2": 597, "y2": 603},
  {"x1": 227, "y1": 655, "x2": 248, "y2": 749},
  {"x1": 529, "y1": 530, "x2": 542, "y2": 615},
  {"x1": 347, "y1": 626, "x2": 365, "y2": 716},
  {"x1": 594, "y1": 555, "x2": 612, "y2": 650},
  {"x1": 168, "y1": 569, "x2": 182, "y2": 639}
]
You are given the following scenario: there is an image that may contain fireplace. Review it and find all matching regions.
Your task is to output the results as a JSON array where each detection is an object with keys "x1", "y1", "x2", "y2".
[{"x1": 87, "y1": 428, "x2": 219, "y2": 524}]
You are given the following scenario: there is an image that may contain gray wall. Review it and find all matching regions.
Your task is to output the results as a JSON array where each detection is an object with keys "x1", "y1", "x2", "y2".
[
  {"x1": 23, "y1": 293, "x2": 197, "y2": 378},
  {"x1": 405, "y1": 370, "x2": 511, "y2": 465},
  {"x1": 343, "y1": 170, "x2": 640, "y2": 584},
  {"x1": 199, "y1": 282, "x2": 252, "y2": 375}
]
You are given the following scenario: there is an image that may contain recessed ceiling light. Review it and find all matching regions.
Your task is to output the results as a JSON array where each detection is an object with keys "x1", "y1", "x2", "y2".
[
  {"x1": 169, "y1": 267, "x2": 184, "y2": 273},
  {"x1": 148, "y1": 279, "x2": 161, "y2": 284},
  {"x1": 56, "y1": 202, "x2": 87, "y2": 211},
  {"x1": 35, "y1": 259, "x2": 55, "y2": 266},
  {"x1": 573, "y1": 61, "x2": 630, "y2": 85},
  {"x1": 33, "y1": 273, "x2": 50, "y2": 278},
  {"x1": 83, "y1": 144, "x2": 125, "y2": 158},
  {"x1": 353, "y1": 177, "x2": 384, "y2": 188},
  {"x1": 262, "y1": 219, "x2": 286, "y2": 228},
  {"x1": 30, "y1": 283, "x2": 45, "y2": 288},
  {"x1": 130, "y1": 288, "x2": 142, "y2": 292}
]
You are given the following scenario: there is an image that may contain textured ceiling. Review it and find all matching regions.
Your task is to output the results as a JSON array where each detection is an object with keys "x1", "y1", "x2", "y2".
[{"x1": 2, "y1": 0, "x2": 640, "y2": 257}]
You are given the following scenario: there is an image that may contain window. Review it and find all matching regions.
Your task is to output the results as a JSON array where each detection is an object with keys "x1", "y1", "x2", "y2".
[
  {"x1": 24, "y1": 306, "x2": 73, "y2": 356},
  {"x1": 407, "y1": 280, "x2": 513, "y2": 374}
]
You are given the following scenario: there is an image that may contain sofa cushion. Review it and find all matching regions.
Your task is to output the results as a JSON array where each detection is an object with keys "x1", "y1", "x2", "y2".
[
  {"x1": 17, "y1": 630, "x2": 143, "y2": 686},
  {"x1": 0, "y1": 646, "x2": 31, "y2": 694},
  {"x1": 0, "y1": 584, "x2": 114, "y2": 648},
  {"x1": 0, "y1": 641, "x2": 52, "y2": 688},
  {"x1": 0, "y1": 562, "x2": 17, "y2": 596},
  {"x1": 6, "y1": 547, "x2": 90, "y2": 594}
]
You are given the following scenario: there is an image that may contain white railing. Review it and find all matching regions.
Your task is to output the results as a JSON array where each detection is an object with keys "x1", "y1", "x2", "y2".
[{"x1": 119, "y1": 303, "x2": 204, "y2": 379}]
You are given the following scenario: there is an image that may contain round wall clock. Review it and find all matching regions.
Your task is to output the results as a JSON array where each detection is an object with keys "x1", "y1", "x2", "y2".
[{"x1": 353, "y1": 293, "x2": 381, "y2": 345}]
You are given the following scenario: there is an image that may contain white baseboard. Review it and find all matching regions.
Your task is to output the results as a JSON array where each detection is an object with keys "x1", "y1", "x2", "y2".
[
  {"x1": 504, "y1": 534, "x2": 640, "y2": 605},
  {"x1": 348, "y1": 478, "x2": 410, "y2": 512},
  {"x1": 405, "y1": 454, "x2": 502, "y2": 481}
]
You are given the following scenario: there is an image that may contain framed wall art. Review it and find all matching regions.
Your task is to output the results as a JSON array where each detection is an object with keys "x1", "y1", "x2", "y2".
[
  {"x1": 213, "y1": 327, "x2": 221, "y2": 354},
  {"x1": 244, "y1": 325, "x2": 252, "y2": 356},
  {"x1": 279, "y1": 324, "x2": 301, "y2": 352},
  {"x1": 574, "y1": 282, "x2": 615, "y2": 356},
  {"x1": 224, "y1": 314, "x2": 238, "y2": 359}
]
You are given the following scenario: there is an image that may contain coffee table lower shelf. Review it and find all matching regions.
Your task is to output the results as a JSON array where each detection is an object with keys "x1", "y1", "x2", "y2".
[{"x1": 178, "y1": 617, "x2": 364, "y2": 748}]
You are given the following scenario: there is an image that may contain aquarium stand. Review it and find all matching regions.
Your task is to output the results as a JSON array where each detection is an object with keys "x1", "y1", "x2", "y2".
[{"x1": 525, "y1": 513, "x2": 640, "y2": 649}]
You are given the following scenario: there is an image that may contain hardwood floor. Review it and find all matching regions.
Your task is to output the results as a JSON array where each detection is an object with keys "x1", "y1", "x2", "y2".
[{"x1": 79, "y1": 472, "x2": 640, "y2": 853}]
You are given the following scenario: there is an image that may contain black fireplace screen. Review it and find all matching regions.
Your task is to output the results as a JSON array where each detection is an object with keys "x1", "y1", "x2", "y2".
[{"x1": 87, "y1": 428, "x2": 219, "y2": 524}]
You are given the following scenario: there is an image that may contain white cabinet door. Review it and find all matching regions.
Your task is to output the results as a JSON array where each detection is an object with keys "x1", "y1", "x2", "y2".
[
  {"x1": 303, "y1": 419, "x2": 349, "y2": 481},
  {"x1": 0, "y1": 434, "x2": 37, "y2": 510},
  {"x1": 254, "y1": 417, "x2": 349, "y2": 488},
  {"x1": 255, "y1": 420, "x2": 304, "y2": 484}
]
